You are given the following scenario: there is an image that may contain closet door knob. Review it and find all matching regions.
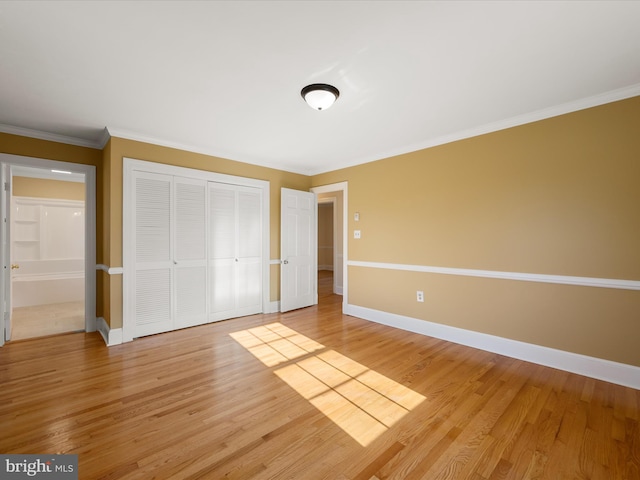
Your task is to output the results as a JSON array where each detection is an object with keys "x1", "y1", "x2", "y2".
[{"x1": 11, "y1": 264, "x2": 20, "y2": 270}]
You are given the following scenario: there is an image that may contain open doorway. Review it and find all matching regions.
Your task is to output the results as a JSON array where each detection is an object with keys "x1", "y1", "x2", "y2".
[
  {"x1": 317, "y1": 198, "x2": 336, "y2": 302},
  {"x1": 9, "y1": 166, "x2": 86, "y2": 340},
  {"x1": 314, "y1": 184, "x2": 347, "y2": 307},
  {"x1": 0, "y1": 153, "x2": 96, "y2": 348}
]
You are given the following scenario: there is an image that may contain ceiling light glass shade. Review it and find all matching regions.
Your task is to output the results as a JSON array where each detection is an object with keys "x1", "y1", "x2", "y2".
[{"x1": 301, "y1": 84, "x2": 339, "y2": 110}]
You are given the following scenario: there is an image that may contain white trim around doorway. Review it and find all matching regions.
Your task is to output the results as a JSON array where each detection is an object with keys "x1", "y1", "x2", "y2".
[{"x1": 311, "y1": 182, "x2": 348, "y2": 309}]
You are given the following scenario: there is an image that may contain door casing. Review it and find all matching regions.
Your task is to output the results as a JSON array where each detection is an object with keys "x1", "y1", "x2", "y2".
[{"x1": 311, "y1": 182, "x2": 348, "y2": 310}]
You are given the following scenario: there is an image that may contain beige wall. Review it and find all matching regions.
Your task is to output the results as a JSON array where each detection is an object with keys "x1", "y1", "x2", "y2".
[
  {"x1": 13, "y1": 176, "x2": 85, "y2": 201},
  {"x1": 0, "y1": 132, "x2": 101, "y2": 167},
  {"x1": 313, "y1": 96, "x2": 640, "y2": 367}
]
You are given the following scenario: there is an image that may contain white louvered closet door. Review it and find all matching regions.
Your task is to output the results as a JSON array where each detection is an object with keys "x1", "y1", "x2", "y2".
[
  {"x1": 236, "y1": 186, "x2": 262, "y2": 316},
  {"x1": 133, "y1": 171, "x2": 173, "y2": 337},
  {"x1": 174, "y1": 177, "x2": 208, "y2": 328},
  {"x1": 209, "y1": 182, "x2": 262, "y2": 322},
  {"x1": 209, "y1": 183, "x2": 236, "y2": 321}
]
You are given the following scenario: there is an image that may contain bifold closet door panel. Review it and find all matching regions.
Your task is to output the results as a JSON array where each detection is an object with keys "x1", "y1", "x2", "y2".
[
  {"x1": 209, "y1": 259, "x2": 236, "y2": 321},
  {"x1": 209, "y1": 183, "x2": 263, "y2": 321},
  {"x1": 209, "y1": 184, "x2": 237, "y2": 321},
  {"x1": 236, "y1": 187, "x2": 262, "y2": 316},
  {"x1": 174, "y1": 178, "x2": 208, "y2": 328},
  {"x1": 133, "y1": 172, "x2": 174, "y2": 337},
  {"x1": 235, "y1": 259, "x2": 262, "y2": 314}
]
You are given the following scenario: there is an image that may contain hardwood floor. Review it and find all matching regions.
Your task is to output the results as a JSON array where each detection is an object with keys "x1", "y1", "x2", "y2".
[{"x1": 1, "y1": 273, "x2": 638, "y2": 479}]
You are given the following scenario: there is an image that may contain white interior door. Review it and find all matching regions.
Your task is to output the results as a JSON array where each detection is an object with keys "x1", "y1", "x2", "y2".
[{"x1": 281, "y1": 188, "x2": 317, "y2": 312}]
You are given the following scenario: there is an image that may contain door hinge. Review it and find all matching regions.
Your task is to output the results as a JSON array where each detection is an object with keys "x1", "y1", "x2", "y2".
[{"x1": 4, "y1": 182, "x2": 9, "y2": 192}]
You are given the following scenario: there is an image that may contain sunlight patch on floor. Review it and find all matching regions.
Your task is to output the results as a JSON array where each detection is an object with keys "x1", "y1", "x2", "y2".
[
  {"x1": 230, "y1": 322, "x2": 425, "y2": 446},
  {"x1": 229, "y1": 323, "x2": 324, "y2": 367}
]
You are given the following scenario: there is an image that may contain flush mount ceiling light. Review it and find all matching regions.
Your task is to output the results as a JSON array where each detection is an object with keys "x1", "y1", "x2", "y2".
[{"x1": 301, "y1": 83, "x2": 339, "y2": 111}]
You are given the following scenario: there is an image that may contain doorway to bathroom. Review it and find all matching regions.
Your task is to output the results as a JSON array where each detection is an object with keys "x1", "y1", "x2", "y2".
[
  {"x1": 9, "y1": 166, "x2": 86, "y2": 340},
  {"x1": 0, "y1": 154, "x2": 97, "y2": 347}
]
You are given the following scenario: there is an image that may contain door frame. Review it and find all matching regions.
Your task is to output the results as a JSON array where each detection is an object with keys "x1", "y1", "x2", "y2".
[
  {"x1": 310, "y1": 182, "x2": 348, "y2": 310},
  {"x1": 0, "y1": 153, "x2": 97, "y2": 346},
  {"x1": 1, "y1": 164, "x2": 10, "y2": 344}
]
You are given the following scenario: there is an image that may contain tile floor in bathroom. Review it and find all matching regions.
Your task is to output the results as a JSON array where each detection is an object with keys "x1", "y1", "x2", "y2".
[{"x1": 10, "y1": 301, "x2": 85, "y2": 340}]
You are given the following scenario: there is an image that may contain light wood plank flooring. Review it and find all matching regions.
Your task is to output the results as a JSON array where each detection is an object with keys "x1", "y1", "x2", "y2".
[{"x1": 1, "y1": 274, "x2": 638, "y2": 479}]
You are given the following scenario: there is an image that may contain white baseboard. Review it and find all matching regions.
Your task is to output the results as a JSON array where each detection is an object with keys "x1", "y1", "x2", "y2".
[
  {"x1": 335, "y1": 286, "x2": 344, "y2": 295},
  {"x1": 344, "y1": 304, "x2": 640, "y2": 390},
  {"x1": 97, "y1": 317, "x2": 123, "y2": 346}
]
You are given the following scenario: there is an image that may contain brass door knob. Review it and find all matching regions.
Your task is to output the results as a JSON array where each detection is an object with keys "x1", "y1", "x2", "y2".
[{"x1": 11, "y1": 264, "x2": 19, "y2": 270}]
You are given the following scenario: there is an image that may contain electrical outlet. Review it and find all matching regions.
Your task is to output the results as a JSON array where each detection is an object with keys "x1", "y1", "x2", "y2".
[
  {"x1": 354, "y1": 230, "x2": 361, "y2": 239},
  {"x1": 416, "y1": 290, "x2": 424, "y2": 302}
]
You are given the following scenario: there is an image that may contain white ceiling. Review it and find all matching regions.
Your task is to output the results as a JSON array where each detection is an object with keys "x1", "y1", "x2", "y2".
[{"x1": 1, "y1": 1, "x2": 639, "y2": 175}]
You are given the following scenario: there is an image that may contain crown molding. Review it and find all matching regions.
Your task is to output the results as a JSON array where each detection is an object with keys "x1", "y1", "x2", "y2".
[
  {"x1": 309, "y1": 82, "x2": 640, "y2": 175},
  {"x1": 2, "y1": 83, "x2": 639, "y2": 175},
  {"x1": 106, "y1": 78, "x2": 639, "y2": 176},
  {"x1": 0, "y1": 123, "x2": 103, "y2": 149},
  {"x1": 98, "y1": 127, "x2": 111, "y2": 149},
  {"x1": 104, "y1": 127, "x2": 312, "y2": 175}
]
